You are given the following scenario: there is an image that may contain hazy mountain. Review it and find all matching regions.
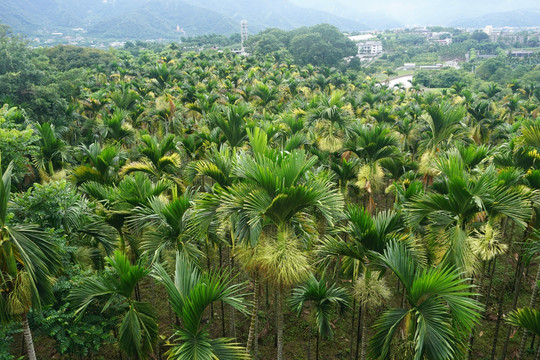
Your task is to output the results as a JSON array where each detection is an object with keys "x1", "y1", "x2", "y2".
[
  {"x1": 288, "y1": 0, "x2": 402, "y2": 30},
  {"x1": 451, "y1": 9, "x2": 540, "y2": 28},
  {"x1": 85, "y1": 1, "x2": 238, "y2": 39},
  {"x1": 0, "y1": 0, "x2": 237, "y2": 39},
  {"x1": 182, "y1": 0, "x2": 368, "y2": 32},
  {"x1": 290, "y1": 0, "x2": 540, "y2": 27},
  {"x1": 0, "y1": 0, "x2": 367, "y2": 41}
]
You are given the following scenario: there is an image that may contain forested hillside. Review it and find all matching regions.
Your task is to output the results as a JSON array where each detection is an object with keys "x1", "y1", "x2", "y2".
[
  {"x1": 0, "y1": 0, "x2": 366, "y2": 41},
  {"x1": 1, "y1": 22, "x2": 540, "y2": 360}
]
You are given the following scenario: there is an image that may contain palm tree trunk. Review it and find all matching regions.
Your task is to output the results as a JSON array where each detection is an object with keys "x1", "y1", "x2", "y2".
[
  {"x1": 360, "y1": 304, "x2": 368, "y2": 360},
  {"x1": 219, "y1": 243, "x2": 225, "y2": 336},
  {"x1": 350, "y1": 299, "x2": 356, "y2": 360},
  {"x1": 491, "y1": 259, "x2": 512, "y2": 360},
  {"x1": 491, "y1": 286, "x2": 506, "y2": 360},
  {"x1": 246, "y1": 277, "x2": 260, "y2": 353},
  {"x1": 534, "y1": 337, "x2": 540, "y2": 360},
  {"x1": 518, "y1": 263, "x2": 540, "y2": 359},
  {"x1": 48, "y1": 160, "x2": 54, "y2": 176},
  {"x1": 484, "y1": 257, "x2": 497, "y2": 314},
  {"x1": 468, "y1": 276, "x2": 479, "y2": 359},
  {"x1": 502, "y1": 240, "x2": 528, "y2": 359},
  {"x1": 230, "y1": 306, "x2": 236, "y2": 339},
  {"x1": 355, "y1": 304, "x2": 362, "y2": 360},
  {"x1": 206, "y1": 244, "x2": 214, "y2": 320},
  {"x1": 221, "y1": 300, "x2": 226, "y2": 337},
  {"x1": 229, "y1": 239, "x2": 237, "y2": 339},
  {"x1": 316, "y1": 330, "x2": 320, "y2": 360},
  {"x1": 254, "y1": 318, "x2": 259, "y2": 360},
  {"x1": 277, "y1": 287, "x2": 284, "y2": 360},
  {"x1": 22, "y1": 313, "x2": 37, "y2": 360}
]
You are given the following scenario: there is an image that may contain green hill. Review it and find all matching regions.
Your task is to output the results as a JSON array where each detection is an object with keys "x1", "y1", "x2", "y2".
[{"x1": 0, "y1": 0, "x2": 367, "y2": 41}]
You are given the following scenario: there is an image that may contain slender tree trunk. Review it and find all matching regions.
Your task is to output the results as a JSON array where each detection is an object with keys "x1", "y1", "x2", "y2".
[
  {"x1": 531, "y1": 336, "x2": 540, "y2": 360},
  {"x1": 277, "y1": 287, "x2": 284, "y2": 360},
  {"x1": 274, "y1": 290, "x2": 278, "y2": 349},
  {"x1": 350, "y1": 299, "x2": 356, "y2": 360},
  {"x1": 221, "y1": 300, "x2": 226, "y2": 337},
  {"x1": 229, "y1": 239, "x2": 237, "y2": 339},
  {"x1": 246, "y1": 277, "x2": 260, "y2": 353},
  {"x1": 485, "y1": 257, "x2": 497, "y2": 314},
  {"x1": 491, "y1": 285, "x2": 506, "y2": 360},
  {"x1": 316, "y1": 330, "x2": 320, "y2": 360},
  {"x1": 206, "y1": 246, "x2": 214, "y2": 320},
  {"x1": 502, "y1": 238, "x2": 529, "y2": 359},
  {"x1": 230, "y1": 305, "x2": 236, "y2": 339},
  {"x1": 219, "y1": 243, "x2": 226, "y2": 336},
  {"x1": 468, "y1": 276, "x2": 480, "y2": 359},
  {"x1": 307, "y1": 327, "x2": 312, "y2": 360},
  {"x1": 518, "y1": 264, "x2": 540, "y2": 359},
  {"x1": 355, "y1": 304, "x2": 362, "y2": 360},
  {"x1": 22, "y1": 313, "x2": 37, "y2": 360},
  {"x1": 360, "y1": 304, "x2": 368, "y2": 360},
  {"x1": 254, "y1": 316, "x2": 259, "y2": 360}
]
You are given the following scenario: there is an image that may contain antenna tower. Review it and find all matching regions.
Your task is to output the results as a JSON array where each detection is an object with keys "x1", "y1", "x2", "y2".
[{"x1": 241, "y1": 20, "x2": 248, "y2": 53}]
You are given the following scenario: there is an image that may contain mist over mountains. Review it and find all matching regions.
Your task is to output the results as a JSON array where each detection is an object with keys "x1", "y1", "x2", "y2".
[
  {"x1": 291, "y1": 0, "x2": 540, "y2": 27},
  {"x1": 0, "y1": 0, "x2": 368, "y2": 40},
  {"x1": 451, "y1": 9, "x2": 540, "y2": 28},
  {"x1": 0, "y1": 0, "x2": 539, "y2": 42}
]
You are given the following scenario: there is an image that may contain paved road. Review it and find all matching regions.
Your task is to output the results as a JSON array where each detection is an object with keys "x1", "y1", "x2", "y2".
[{"x1": 388, "y1": 74, "x2": 414, "y2": 89}]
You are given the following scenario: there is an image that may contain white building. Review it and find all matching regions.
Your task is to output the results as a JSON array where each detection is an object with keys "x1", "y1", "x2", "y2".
[
  {"x1": 357, "y1": 41, "x2": 383, "y2": 55},
  {"x1": 435, "y1": 38, "x2": 452, "y2": 46},
  {"x1": 348, "y1": 34, "x2": 375, "y2": 42}
]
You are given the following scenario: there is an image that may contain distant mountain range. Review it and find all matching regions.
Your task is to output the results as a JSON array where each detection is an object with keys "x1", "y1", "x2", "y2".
[
  {"x1": 0, "y1": 0, "x2": 368, "y2": 41},
  {"x1": 0, "y1": 0, "x2": 538, "y2": 42},
  {"x1": 451, "y1": 9, "x2": 540, "y2": 28}
]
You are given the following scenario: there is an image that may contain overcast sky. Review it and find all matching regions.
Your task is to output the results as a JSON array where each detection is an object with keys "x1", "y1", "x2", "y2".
[{"x1": 290, "y1": 0, "x2": 540, "y2": 25}]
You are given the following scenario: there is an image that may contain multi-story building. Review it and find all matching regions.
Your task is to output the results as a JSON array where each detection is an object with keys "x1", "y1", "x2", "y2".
[{"x1": 357, "y1": 41, "x2": 383, "y2": 55}]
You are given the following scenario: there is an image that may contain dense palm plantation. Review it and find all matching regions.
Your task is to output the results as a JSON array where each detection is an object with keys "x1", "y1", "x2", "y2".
[{"x1": 1, "y1": 37, "x2": 540, "y2": 360}]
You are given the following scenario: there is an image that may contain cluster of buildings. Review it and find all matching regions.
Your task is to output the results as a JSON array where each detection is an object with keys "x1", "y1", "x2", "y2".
[
  {"x1": 411, "y1": 28, "x2": 453, "y2": 45},
  {"x1": 483, "y1": 25, "x2": 540, "y2": 46}
]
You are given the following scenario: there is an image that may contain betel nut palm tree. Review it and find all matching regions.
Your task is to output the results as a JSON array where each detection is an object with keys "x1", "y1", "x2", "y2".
[
  {"x1": 289, "y1": 273, "x2": 350, "y2": 360},
  {"x1": 152, "y1": 253, "x2": 250, "y2": 360},
  {"x1": 69, "y1": 250, "x2": 158, "y2": 360},
  {"x1": 369, "y1": 240, "x2": 482, "y2": 360},
  {"x1": 406, "y1": 149, "x2": 530, "y2": 273},
  {"x1": 0, "y1": 158, "x2": 61, "y2": 360},
  {"x1": 218, "y1": 129, "x2": 344, "y2": 360}
]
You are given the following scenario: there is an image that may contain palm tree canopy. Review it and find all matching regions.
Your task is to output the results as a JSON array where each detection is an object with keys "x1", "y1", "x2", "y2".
[
  {"x1": 69, "y1": 251, "x2": 158, "y2": 359},
  {"x1": 507, "y1": 307, "x2": 540, "y2": 337},
  {"x1": 152, "y1": 254, "x2": 250, "y2": 360},
  {"x1": 220, "y1": 146, "x2": 344, "y2": 245},
  {"x1": 0, "y1": 160, "x2": 61, "y2": 322},
  {"x1": 369, "y1": 240, "x2": 482, "y2": 360},
  {"x1": 406, "y1": 150, "x2": 531, "y2": 271},
  {"x1": 289, "y1": 273, "x2": 350, "y2": 339}
]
